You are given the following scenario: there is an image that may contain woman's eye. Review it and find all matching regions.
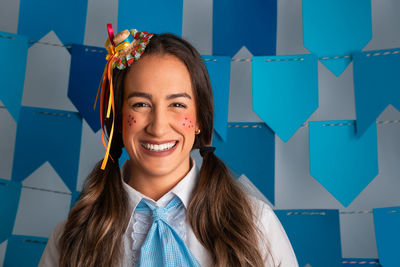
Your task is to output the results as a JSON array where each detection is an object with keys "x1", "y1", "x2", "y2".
[
  {"x1": 131, "y1": 102, "x2": 150, "y2": 108},
  {"x1": 170, "y1": 103, "x2": 187, "y2": 108}
]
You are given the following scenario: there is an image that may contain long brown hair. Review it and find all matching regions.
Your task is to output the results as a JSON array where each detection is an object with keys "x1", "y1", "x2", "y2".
[{"x1": 59, "y1": 33, "x2": 267, "y2": 267}]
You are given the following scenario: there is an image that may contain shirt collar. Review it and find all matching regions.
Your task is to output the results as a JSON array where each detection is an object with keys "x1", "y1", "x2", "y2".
[{"x1": 121, "y1": 159, "x2": 199, "y2": 214}]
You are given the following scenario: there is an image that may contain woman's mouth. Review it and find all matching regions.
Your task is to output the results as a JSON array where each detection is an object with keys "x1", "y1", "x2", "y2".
[{"x1": 140, "y1": 141, "x2": 178, "y2": 152}]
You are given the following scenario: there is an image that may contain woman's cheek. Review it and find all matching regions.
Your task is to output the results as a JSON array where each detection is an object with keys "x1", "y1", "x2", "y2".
[
  {"x1": 179, "y1": 115, "x2": 196, "y2": 131},
  {"x1": 126, "y1": 114, "x2": 137, "y2": 128}
]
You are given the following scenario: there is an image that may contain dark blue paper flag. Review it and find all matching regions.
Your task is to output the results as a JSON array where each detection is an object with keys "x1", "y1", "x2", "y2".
[
  {"x1": 303, "y1": 0, "x2": 372, "y2": 76},
  {"x1": 212, "y1": 123, "x2": 275, "y2": 204},
  {"x1": 275, "y1": 209, "x2": 341, "y2": 267},
  {"x1": 0, "y1": 179, "x2": 21, "y2": 243},
  {"x1": 4, "y1": 235, "x2": 48, "y2": 267},
  {"x1": 12, "y1": 107, "x2": 82, "y2": 192},
  {"x1": 0, "y1": 32, "x2": 28, "y2": 122},
  {"x1": 309, "y1": 120, "x2": 378, "y2": 207},
  {"x1": 353, "y1": 48, "x2": 400, "y2": 137},
  {"x1": 213, "y1": 0, "x2": 277, "y2": 56},
  {"x1": 373, "y1": 206, "x2": 400, "y2": 267},
  {"x1": 118, "y1": 0, "x2": 183, "y2": 36},
  {"x1": 202, "y1": 56, "x2": 231, "y2": 141},
  {"x1": 253, "y1": 54, "x2": 318, "y2": 142},
  {"x1": 68, "y1": 44, "x2": 106, "y2": 132},
  {"x1": 70, "y1": 191, "x2": 81, "y2": 209},
  {"x1": 342, "y1": 258, "x2": 381, "y2": 267},
  {"x1": 18, "y1": 0, "x2": 88, "y2": 45}
]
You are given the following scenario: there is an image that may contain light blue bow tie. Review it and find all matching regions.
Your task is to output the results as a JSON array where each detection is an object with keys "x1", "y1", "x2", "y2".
[{"x1": 136, "y1": 196, "x2": 201, "y2": 267}]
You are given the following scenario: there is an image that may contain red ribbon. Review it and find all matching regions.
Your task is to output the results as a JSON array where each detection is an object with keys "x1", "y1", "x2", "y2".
[{"x1": 107, "y1": 23, "x2": 115, "y2": 45}]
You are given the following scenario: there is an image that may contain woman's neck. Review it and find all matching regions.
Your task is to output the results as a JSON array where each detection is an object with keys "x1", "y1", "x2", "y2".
[{"x1": 124, "y1": 158, "x2": 192, "y2": 201}]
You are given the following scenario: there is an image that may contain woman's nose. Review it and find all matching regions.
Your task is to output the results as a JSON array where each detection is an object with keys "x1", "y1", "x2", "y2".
[{"x1": 146, "y1": 106, "x2": 169, "y2": 137}]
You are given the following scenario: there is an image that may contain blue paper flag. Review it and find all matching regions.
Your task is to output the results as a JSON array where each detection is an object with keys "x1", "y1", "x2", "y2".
[
  {"x1": 275, "y1": 209, "x2": 342, "y2": 267},
  {"x1": 303, "y1": 0, "x2": 372, "y2": 76},
  {"x1": 212, "y1": 123, "x2": 275, "y2": 204},
  {"x1": 12, "y1": 106, "x2": 82, "y2": 192},
  {"x1": 119, "y1": 148, "x2": 130, "y2": 169},
  {"x1": 0, "y1": 32, "x2": 28, "y2": 122},
  {"x1": 4, "y1": 235, "x2": 48, "y2": 267},
  {"x1": 0, "y1": 179, "x2": 21, "y2": 243},
  {"x1": 353, "y1": 48, "x2": 400, "y2": 137},
  {"x1": 202, "y1": 56, "x2": 231, "y2": 141},
  {"x1": 309, "y1": 120, "x2": 378, "y2": 207},
  {"x1": 373, "y1": 206, "x2": 400, "y2": 267},
  {"x1": 68, "y1": 44, "x2": 106, "y2": 132},
  {"x1": 213, "y1": 0, "x2": 277, "y2": 56},
  {"x1": 342, "y1": 259, "x2": 381, "y2": 267},
  {"x1": 252, "y1": 54, "x2": 318, "y2": 142},
  {"x1": 118, "y1": 0, "x2": 183, "y2": 36},
  {"x1": 18, "y1": 0, "x2": 88, "y2": 45}
]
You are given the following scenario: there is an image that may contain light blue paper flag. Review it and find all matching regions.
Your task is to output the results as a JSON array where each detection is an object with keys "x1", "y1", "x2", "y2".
[
  {"x1": 342, "y1": 259, "x2": 381, "y2": 267},
  {"x1": 212, "y1": 123, "x2": 275, "y2": 204},
  {"x1": 373, "y1": 206, "x2": 400, "y2": 267},
  {"x1": 309, "y1": 120, "x2": 378, "y2": 207},
  {"x1": 353, "y1": 48, "x2": 400, "y2": 137},
  {"x1": 12, "y1": 106, "x2": 82, "y2": 192},
  {"x1": 303, "y1": 0, "x2": 372, "y2": 76},
  {"x1": 202, "y1": 56, "x2": 231, "y2": 141},
  {"x1": 0, "y1": 179, "x2": 21, "y2": 243},
  {"x1": 18, "y1": 0, "x2": 88, "y2": 44},
  {"x1": 213, "y1": 0, "x2": 277, "y2": 57},
  {"x1": 4, "y1": 235, "x2": 48, "y2": 267},
  {"x1": 118, "y1": 0, "x2": 183, "y2": 36},
  {"x1": 252, "y1": 54, "x2": 318, "y2": 142},
  {"x1": 0, "y1": 32, "x2": 28, "y2": 122},
  {"x1": 275, "y1": 209, "x2": 342, "y2": 267},
  {"x1": 68, "y1": 44, "x2": 106, "y2": 132}
]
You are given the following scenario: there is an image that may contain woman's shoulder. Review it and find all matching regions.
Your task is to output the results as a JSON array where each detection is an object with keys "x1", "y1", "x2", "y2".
[
  {"x1": 38, "y1": 220, "x2": 66, "y2": 267},
  {"x1": 246, "y1": 195, "x2": 299, "y2": 267}
]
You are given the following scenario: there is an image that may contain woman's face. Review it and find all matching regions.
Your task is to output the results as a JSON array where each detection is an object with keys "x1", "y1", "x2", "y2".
[{"x1": 122, "y1": 54, "x2": 199, "y2": 179}]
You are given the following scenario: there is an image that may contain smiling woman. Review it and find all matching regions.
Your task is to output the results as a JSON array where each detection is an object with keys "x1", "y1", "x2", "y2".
[{"x1": 39, "y1": 28, "x2": 298, "y2": 267}]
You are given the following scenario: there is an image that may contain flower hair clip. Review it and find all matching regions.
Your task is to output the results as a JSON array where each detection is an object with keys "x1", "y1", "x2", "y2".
[{"x1": 96, "y1": 24, "x2": 153, "y2": 170}]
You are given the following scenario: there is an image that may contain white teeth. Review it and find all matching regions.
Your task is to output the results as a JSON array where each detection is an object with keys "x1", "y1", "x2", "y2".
[{"x1": 141, "y1": 141, "x2": 177, "y2": 152}]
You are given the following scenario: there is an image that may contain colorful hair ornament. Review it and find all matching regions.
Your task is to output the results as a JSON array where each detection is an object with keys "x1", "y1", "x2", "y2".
[{"x1": 95, "y1": 24, "x2": 153, "y2": 170}]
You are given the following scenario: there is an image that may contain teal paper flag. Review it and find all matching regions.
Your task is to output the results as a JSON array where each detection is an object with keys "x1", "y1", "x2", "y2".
[
  {"x1": 309, "y1": 120, "x2": 378, "y2": 207},
  {"x1": 303, "y1": 0, "x2": 372, "y2": 76},
  {"x1": 253, "y1": 54, "x2": 318, "y2": 142},
  {"x1": 0, "y1": 32, "x2": 28, "y2": 122}
]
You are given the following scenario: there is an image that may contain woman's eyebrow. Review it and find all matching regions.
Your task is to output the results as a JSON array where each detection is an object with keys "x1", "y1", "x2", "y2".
[
  {"x1": 166, "y1": 93, "x2": 192, "y2": 100},
  {"x1": 127, "y1": 92, "x2": 152, "y2": 100}
]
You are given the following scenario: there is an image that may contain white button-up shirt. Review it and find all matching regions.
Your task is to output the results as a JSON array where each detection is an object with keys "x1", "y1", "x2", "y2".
[{"x1": 40, "y1": 161, "x2": 298, "y2": 267}]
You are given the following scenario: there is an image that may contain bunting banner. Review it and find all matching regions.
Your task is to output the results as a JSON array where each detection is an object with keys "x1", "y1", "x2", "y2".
[
  {"x1": 342, "y1": 259, "x2": 381, "y2": 267},
  {"x1": 0, "y1": 179, "x2": 21, "y2": 243},
  {"x1": 213, "y1": 0, "x2": 277, "y2": 56},
  {"x1": 17, "y1": 0, "x2": 88, "y2": 45},
  {"x1": 212, "y1": 123, "x2": 275, "y2": 204},
  {"x1": 3, "y1": 235, "x2": 47, "y2": 267},
  {"x1": 11, "y1": 106, "x2": 82, "y2": 192},
  {"x1": 118, "y1": 0, "x2": 183, "y2": 36},
  {"x1": 373, "y1": 206, "x2": 400, "y2": 267},
  {"x1": 68, "y1": 44, "x2": 106, "y2": 132},
  {"x1": 302, "y1": 0, "x2": 372, "y2": 76},
  {"x1": 0, "y1": 31, "x2": 28, "y2": 122},
  {"x1": 309, "y1": 120, "x2": 378, "y2": 207},
  {"x1": 252, "y1": 54, "x2": 318, "y2": 142},
  {"x1": 275, "y1": 209, "x2": 342, "y2": 267},
  {"x1": 353, "y1": 48, "x2": 400, "y2": 137},
  {"x1": 202, "y1": 56, "x2": 231, "y2": 141}
]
